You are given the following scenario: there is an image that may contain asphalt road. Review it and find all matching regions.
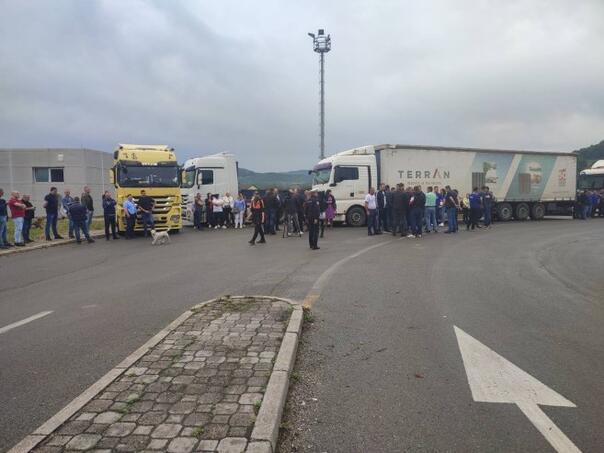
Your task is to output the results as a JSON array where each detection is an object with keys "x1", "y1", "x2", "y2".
[
  {"x1": 280, "y1": 219, "x2": 604, "y2": 453},
  {"x1": 1, "y1": 219, "x2": 603, "y2": 452}
]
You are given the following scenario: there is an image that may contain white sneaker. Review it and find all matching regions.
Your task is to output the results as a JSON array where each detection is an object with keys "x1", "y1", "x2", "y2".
[
  {"x1": 406, "y1": 234, "x2": 414, "y2": 238},
  {"x1": 214, "y1": 226, "x2": 219, "y2": 229},
  {"x1": 439, "y1": 223, "x2": 444, "y2": 227},
  {"x1": 222, "y1": 225, "x2": 227, "y2": 229}
]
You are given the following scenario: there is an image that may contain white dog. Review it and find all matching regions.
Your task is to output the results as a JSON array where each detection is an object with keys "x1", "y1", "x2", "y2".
[{"x1": 151, "y1": 229, "x2": 170, "y2": 245}]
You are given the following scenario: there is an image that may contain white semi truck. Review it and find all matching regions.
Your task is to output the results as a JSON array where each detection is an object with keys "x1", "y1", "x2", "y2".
[
  {"x1": 181, "y1": 152, "x2": 239, "y2": 225},
  {"x1": 310, "y1": 144, "x2": 577, "y2": 226},
  {"x1": 578, "y1": 159, "x2": 604, "y2": 191}
]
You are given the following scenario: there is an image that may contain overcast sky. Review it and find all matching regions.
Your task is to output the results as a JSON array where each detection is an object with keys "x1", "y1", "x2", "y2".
[{"x1": 1, "y1": 0, "x2": 603, "y2": 171}]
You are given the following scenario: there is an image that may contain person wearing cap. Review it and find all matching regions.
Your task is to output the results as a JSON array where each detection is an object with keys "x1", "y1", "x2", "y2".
[{"x1": 305, "y1": 190, "x2": 321, "y2": 250}]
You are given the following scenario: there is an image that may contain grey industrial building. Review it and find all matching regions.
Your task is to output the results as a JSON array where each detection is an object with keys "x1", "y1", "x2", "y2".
[{"x1": 0, "y1": 148, "x2": 113, "y2": 211}]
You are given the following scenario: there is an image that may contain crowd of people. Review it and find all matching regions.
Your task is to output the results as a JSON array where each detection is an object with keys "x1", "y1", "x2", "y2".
[
  {"x1": 1, "y1": 183, "x2": 602, "y2": 251},
  {"x1": 365, "y1": 183, "x2": 496, "y2": 238}
]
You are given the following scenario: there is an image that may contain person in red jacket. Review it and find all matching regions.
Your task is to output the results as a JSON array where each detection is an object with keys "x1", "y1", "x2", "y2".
[{"x1": 7, "y1": 191, "x2": 26, "y2": 246}]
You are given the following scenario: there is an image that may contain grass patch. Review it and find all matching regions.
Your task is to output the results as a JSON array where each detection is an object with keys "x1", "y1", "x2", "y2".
[
  {"x1": 290, "y1": 372, "x2": 300, "y2": 383},
  {"x1": 5, "y1": 217, "x2": 104, "y2": 242},
  {"x1": 254, "y1": 400, "x2": 262, "y2": 415},
  {"x1": 192, "y1": 426, "x2": 205, "y2": 438},
  {"x1": 303, "y1": 308, "x2": 315, "y2": 324}
]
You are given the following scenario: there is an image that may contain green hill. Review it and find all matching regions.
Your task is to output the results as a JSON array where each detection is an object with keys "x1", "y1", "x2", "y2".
[
  {"x1": 575, "y1": 140, "x2": 604, "y2": 171},
  {"x1": 238, "y1": 168, "x2": 312, "y2": 190}
]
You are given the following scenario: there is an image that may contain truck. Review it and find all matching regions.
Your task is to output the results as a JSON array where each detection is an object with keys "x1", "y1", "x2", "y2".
[
  {"x1": 310, "y1": 144, "x2": 577, "y2": 226},
  {"x1": 578, "y1": 159, "x2": 604, "y2": 191},
  {"x1": 180, "y1": 152, "x2": 239, "y2": 225},
  {"x1": 111, "y1": 144, "x2": 182, "y2": 232}
]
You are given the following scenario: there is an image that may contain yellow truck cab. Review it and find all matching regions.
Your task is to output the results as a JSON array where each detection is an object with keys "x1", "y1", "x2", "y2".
[{"x1": 111, "y1": 144, "x2": 182, "y2": 232}]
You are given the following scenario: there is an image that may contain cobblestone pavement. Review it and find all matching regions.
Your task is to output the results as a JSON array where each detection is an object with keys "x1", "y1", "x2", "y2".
[{"x1": 31, "y1": 297, "x2": 291, "y2": 453}]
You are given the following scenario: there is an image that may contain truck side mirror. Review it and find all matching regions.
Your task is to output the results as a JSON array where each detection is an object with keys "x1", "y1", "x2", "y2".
[{"x1": 110, "y1": 169, "x2": 116, "y2": 185}]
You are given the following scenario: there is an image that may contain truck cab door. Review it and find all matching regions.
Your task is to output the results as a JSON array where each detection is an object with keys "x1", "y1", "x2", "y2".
[{"x1": 333, "y1": 166, "x2": 361, "y2": 199}]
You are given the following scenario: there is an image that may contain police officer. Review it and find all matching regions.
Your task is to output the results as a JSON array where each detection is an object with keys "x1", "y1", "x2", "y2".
[{"x1": 305, "y1": 190, "x2": 321, "y2": 250}]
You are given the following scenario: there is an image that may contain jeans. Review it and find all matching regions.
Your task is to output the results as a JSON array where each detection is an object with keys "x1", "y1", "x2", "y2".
[
  {"x1": 469, "y1": 207, "x2": 481, "y2": 229},
  {"x1": 266, "y1": 209, "x2": 277, "y2": 234},
  {"x1": 234, "y1": 211, "x2": 244, "y2": 228},
  {"x1": 104, "y1": 214, "x2": 117, "y2": 239},
  {"x1": 126, "y1": 214, "x2": 136, "y2": 238},
  {"x1": 378, "y1": 207, "x2": 387, "y2": 231},
  {"x1": 410, "y1": 208, "x2": 423, "y2": 236},
  {"x1": 391, "y1": 211, "x2": 407, "y2": 235},
  {"x1": 141, "y1": 211, "x2": 154, "y2": 235},
  {"x1": 214, "y1": 211, "x2": 224, "y2": 227},
  {"x1": 13, "y1": 217, "x2": 24, "y2": 243},
  {"x1": 581, "y1": 205, "x2": 589, "y2": 220},
  {"x1": 0, "y1": 215, "x2": 7, "y2": 246},
  {"x1": 308, "y1": 221, "x2": 319, "y2": 248},
  {"x1": 194, "y1": 209, "x2": 203, "y2": 229},
  {"x1": 67, "y1": 216, "x2": 74, "y2": 237},
  {"x1": 223, "y1": 206, "x2": 233, "y2": 227},
  {"x1": 45, "y1": 212, "x2": 59, "y2": 238},
  {"x1": 447, "y1": 207, "x2": 458, "y2": 232},
  {"x1": 23, "y1": 217, "x2": 32, "y2": 242},
  {"x1": 74, "y1": 220, "x2": 91, "y2": 241},
  {"x1": 483, "y1": 205, "x2": 492, "y2": 226},
  {"x1": 86, "y1": 211, "x2": 93, "y2": 230},
  {"x1": 367, "y1": 209, "x2": 378, "y2": 235},
  {"x1": 251, "y1": 223, "x2": 265, "y2": 242},
  {"x1": 424, "y1": 207, "x2": 437, "y2": 232}
]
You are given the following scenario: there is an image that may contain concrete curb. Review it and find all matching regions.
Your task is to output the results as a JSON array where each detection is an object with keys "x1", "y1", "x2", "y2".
[
  {"x1": 0, "y1": 230, "x2": 105, "y2": 258},
  {"x1": 8, "y1": 296, "x2": 303, "y2": 453}
]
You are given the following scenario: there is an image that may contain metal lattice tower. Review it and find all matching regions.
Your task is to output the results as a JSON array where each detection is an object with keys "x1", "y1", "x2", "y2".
[{"x1": 308, "y1": 29, "x2": 331, "y2": 160}]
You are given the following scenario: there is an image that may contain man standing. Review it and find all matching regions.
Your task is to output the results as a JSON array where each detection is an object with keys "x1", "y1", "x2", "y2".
[
  {"x1": 249, "y1": 192, "x2": 266, "y2": 245},
  {"x1": 365, "y1": 187, "x2": 379, "y2": 236},
  {"x1": 391, "y1": 184, "x2": 405, "y2": 236},
  {"x1": 44, "y1": 187, "x2": 63, "y2": 240},
  {"x1": 424, "y1": 186, "x2": 438, "y2": 233},
  {"x1": 62, "y1": 189, "x2": 75, "y2": 238},
  {"x1": 377, "y1": 183, "x2": 388, "y2": 233},
  {"x1": 409, "y1": 186, "x2": 426, "y2": 238},
  {"x1": 22, "y1": 194, "x2": 35, "y2": 243},
  {"x1": 468, "y1": 187, "x2": 483, "y2": 230},
  {"x1": 444, "y1": 185, "x2": 459, "y2": 233},
  {"x1": 102, "y1": 191, "x2": 119, "y2": 240},
  {"x1": 386, "y1": 186, "x2": 394, "y2": 232},
  {"x1": 285, "y1": 189, "x2": 301, "y2": 235},
  {"x1": 8, "y1": 191, "x2": 26, "y2": 246},
  {"x1": 137, "y1": 189, "x2": 155, "y2": 236},
  {"x1": 81, "y1": 186, "x2": 94, "y2": 230},
  {"x1": 223, "y1": 192, "x2": 234, "y2": 228},
  {"x1": 0, "y1": 188, "x2": 9, "y2": 249},
  {"x1": 263, "y1": 189, "x2": 277, "y2": 235},
  {"x1": 481, "y1": 186, "x2": 495, "y2": 228},
  {"x1": 123, "y1": 194, "x2": 137, "y2": 239},
  {"x1": 69, "y1": 197, "x2": 95, "y2": 243},
  {"x1": 296, "y1": 188, "x2": 306, "y2": 233},
  {"x1": 305, "y1": 190, "x2": 321, "y2": 250}
]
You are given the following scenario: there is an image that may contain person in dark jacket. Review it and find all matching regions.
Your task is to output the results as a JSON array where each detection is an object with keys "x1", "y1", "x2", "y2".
[
  {"x1": 81, "y1": 186, "x2": 94, "y2": 230},
  {"x1": 44, "y1": 187, "x2": 63, "y2": 241},
  {"x1": 284, "y1": 189, "x2": 301, "y2": 235},
  {"x1": 22, "y1": 194, "x2": 35, "y2": 243},
  {"x1": 137, "y1": 189, "x2": 155, "y2": 236},
  {"x1": 295, "y1": 189, "x2": 306, "y2": 233},
  {"x1": 409, "y1": 186, "x2": 426, "y2": 238},
  {"x1": 305, "y1": 190, "x2": 321, "y2": 250},
  {"x1": 377, "y1": 184, "x2": 388, "y2": 233},
  {"x1": 385, "y1": 186, "x2": 394, "y2": 231},
  {"x1": 391, "y1": 184, "x2": 406, "y2": 236},
  {"x1": 249, "y1": 193, "x2": 266, "y2": 245},
  {"x1": 102, "y1": 191, "x2": 119, "y2": 240},
  {"x1": 263, "y1": 189, "x2": 278, "y2": 235},
  {"x1": 69, "y1": 197, "x2": 95, "y2": 243}
]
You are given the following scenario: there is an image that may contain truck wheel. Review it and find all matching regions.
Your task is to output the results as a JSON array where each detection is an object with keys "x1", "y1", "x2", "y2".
[
  {"x1": 530, "y1": 202, "x2": 545, "y2": 220},
  {"x1": 346, "y1": 206, "x2": 367, "y2": 227},
  {"x1": 496, "y1": 203, "x2": 513, "y2": 221},
  {"x1": 514, "y1": 203, "x2": 530, "y2": 220}
]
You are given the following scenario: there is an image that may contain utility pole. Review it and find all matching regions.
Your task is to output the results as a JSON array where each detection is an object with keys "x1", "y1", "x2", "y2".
[{"x1": 308, "y1": 29, "x2": 331, "y2": 160}]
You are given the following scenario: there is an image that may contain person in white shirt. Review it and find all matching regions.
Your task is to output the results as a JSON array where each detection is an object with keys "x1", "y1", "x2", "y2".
[
  {"x1": 212, "y1": 195, "x2": 225, "y2": 229},
  {"x1": 364, "y1": 187, "x2": 379, "y2": 236},
  {"x1": 222, "y1": 192, "x2": 234, "y2": 227}
]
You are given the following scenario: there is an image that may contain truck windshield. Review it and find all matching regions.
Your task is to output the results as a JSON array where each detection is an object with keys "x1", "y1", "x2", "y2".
[
  {"x1": 117, "y1": 165, "x2": 180, "y2": 187},
  {"x1": 182, "y1": 168, "x2": 196, "y2": 188},
  {"x1": 578, "y1": 174, "x2": 604, "y2": 190},
  {"x1": 312, "y1": 164, "x2": 332, "y2": 185}
]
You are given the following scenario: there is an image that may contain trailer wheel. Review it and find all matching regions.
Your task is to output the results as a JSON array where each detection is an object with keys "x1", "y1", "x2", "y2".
[
  {"x1": 346, "y1": 206, "x2": 367, "y2": 227},
  {"x1": 496, "y1": 203, "x2": 513, "y2": 221},
  {"x1": 530, "y1": 202, "x2": 545, "y2": 220},
  {"x1": 514, "y1": 203, "x2": 530, "y2": 220}
]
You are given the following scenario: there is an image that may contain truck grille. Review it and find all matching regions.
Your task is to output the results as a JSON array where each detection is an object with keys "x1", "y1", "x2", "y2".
[{"x1": 133, "y1": 195, "x2": 177, "y2": 215}]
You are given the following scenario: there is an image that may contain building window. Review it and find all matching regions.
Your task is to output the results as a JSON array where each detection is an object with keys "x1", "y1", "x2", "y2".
[{"x1": 33, "y1": 167, "x2": 64, "y2": 183}]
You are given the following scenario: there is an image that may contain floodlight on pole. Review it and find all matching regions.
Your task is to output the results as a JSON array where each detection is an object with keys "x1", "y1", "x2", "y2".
[{"x1": 308, "y1": 29, "x2": 331, "y2": 160}]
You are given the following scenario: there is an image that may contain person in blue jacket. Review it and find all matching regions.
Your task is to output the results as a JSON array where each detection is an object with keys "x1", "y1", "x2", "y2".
[
  {"x1": 68, "y1": 197, "x2": 95, "y2": 243},
  {"x1": 467, "y1": 187, "x2": 483, "y2": 231}
]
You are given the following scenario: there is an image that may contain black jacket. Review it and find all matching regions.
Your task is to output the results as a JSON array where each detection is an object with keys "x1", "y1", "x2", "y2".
[
  {"x1": 284, "y1": 195, "x2": 297, "y2": 214},
  {"x1": 385, "y1": 190, "x2": 394, "y2": 209},
  {"x1": 69, "y1": 202, "x2": 88, "y2": 222},
  {"x1": 377, "y1": 190, "x2": 387, "y2": 209},
  {"x1": 411, "y1": 191, "x2": 426, "y2": 209},
  {"x1": 103, "y1": 198, "x2": 117, "y2": 216},
  {"x1": 391, "y1": 190, "x2": 405, "y2": 213},
  {"x1": 305, "y1": 198, "x2": 321, "y2": 222}
]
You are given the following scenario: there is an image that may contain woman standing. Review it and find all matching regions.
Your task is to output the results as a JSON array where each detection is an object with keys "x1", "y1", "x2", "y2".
[
  {"x1": 249, "y1": 192, "x2": 266, "y2": 245},
  {"x1": 204, "y1": 193, "x2": 214, "y2": 228},
  {"x1": 233, "y1": 193, "x2": 246, "y2": 229},
  {"x1": 325, "y1": 189, "x2": 337, "y2": 228},
  {"x1": 212, "y1": 195, "x2": 225, "y2": 229},
  {"x1": 193, "y1": 193, "x2": 204, "y2": 230}
]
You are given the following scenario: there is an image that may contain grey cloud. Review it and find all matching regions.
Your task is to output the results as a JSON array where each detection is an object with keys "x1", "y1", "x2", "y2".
[{"x1": 1, "y1": 0, "x2": 603, "y2": 171}]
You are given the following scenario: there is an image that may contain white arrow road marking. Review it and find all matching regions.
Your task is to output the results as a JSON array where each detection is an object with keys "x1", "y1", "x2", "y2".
[
  {"x1": 454, "y1": 326, "x2": 581, "y2": 453},
  {"x1": 0, "y1": 310, "x2": 53, "y2": 335}
]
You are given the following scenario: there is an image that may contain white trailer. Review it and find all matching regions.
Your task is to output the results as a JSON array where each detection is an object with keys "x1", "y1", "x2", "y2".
[
  {"x1": 310, "y1": 144, "x2": 577, "y2": 226},
  {"x1": 181, "y1": 152, "x2": 239, "y2": 225}
]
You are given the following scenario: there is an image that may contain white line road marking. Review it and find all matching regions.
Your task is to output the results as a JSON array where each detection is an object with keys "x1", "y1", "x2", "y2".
[
  {"x1": 0, "y1": 311, "x2": 53, "y2": 335},
  {"x1": 454, "y1": 326, "x2": 581, "y2": 453}
]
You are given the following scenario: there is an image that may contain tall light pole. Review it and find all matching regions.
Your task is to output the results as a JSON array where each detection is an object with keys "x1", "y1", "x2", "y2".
[{"x1": 308, "y1": 29, "x2": 331, "y2": 160}]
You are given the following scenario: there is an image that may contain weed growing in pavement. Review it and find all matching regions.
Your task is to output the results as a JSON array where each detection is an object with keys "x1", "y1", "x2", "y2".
[
  {"x1": 254, "y1": 400, "x2": 262, "y2": 414},
  {"x1": 303, "y1": 309, "x2": 314, "y2": 324},
  {"x1": 192, "y1": 426, "x2": 205, "y2": 438},
  {"x1": 291, "y1": 372, "x2": 300, "y2": 383},
  {"x1": 116, "y1": 394, "x2": 141, "y2": 414}
]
